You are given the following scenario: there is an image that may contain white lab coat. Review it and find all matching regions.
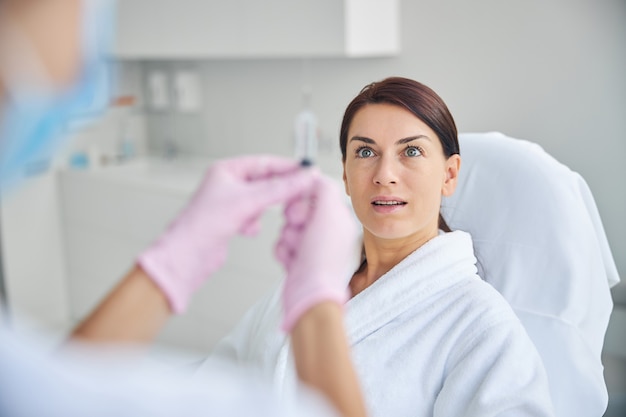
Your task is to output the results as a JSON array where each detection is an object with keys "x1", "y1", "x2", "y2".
[
  {"x1": 199, "y1": 231, "x2": 555, "y2": 417},
  {"x1": 0, "y1": 325, "x2": 337, "y2": 417}
]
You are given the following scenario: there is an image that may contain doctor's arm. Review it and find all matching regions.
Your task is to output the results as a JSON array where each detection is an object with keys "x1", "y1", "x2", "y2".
[
  {"x1": 277, "y1": 175, "x2": 367, "y2": 417},
  {"x1": 71, "y1": 265, "x2": 170, "y2": 343},
  {"x1": 71, "y1": 156, "x2": 316, "y2": 344},
  {"x1": 291, "y1": 302, "x2": 367, "y2": 417},
  {"x1": 72, "y1": 166, "x2": 368, "y2": 417},
  {"x1": 70, "y1": 268, "x2": 367, "y2": 417}
]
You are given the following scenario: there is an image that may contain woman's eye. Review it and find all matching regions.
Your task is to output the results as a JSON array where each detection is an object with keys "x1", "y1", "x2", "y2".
[
  {"x1": 356, "y1": 147, "x2": 374, "y2": 158},
  {"x1": 404, "y1": 146, "x2": 422, "y2": 157}
]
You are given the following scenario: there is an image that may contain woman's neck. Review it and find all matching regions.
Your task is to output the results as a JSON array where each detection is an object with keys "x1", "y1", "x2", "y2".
[{"x1": 350, "y1": 228, "x2": 439, "y2": 297}]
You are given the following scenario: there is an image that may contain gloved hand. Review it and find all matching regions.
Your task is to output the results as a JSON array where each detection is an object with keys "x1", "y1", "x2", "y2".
[
  {"x1": 276, "y1": 173, "x2": 362, "y2": 332},
  {"x1": 138, "y1": 155, "x2": 315, "y2": 314}
]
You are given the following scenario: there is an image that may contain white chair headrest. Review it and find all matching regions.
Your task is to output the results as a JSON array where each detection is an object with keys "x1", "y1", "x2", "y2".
[
  {"x1": 442, "y1": 132, "x2": 619, "y2": 303},
  {"x1": 441, "y1": 132, "x2": 619, "y2": 416}
]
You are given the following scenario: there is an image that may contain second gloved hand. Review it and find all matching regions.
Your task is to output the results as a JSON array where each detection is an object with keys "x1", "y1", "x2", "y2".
[
  {"x1": 138, "y1": 155, "x2": 315, "y2": 314},
  {"x1": 276, "y1": 174, "x2": 362, "y2": 332}
]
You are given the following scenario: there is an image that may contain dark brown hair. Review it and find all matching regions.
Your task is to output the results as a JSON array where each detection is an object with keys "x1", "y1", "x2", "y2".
[{"x1": 339, "y1": 77, "x2": 460, "y2": 232}]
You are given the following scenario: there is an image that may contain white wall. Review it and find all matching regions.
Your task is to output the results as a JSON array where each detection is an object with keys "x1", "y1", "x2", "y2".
[{"x1": 139, "y1": 0, "x2": 625, "y2": 296}]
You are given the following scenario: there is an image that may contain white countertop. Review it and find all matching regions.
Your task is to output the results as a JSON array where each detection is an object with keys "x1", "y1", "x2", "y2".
[{"x1": 60, "y1": 156, "x2": 214, "y2": 195}]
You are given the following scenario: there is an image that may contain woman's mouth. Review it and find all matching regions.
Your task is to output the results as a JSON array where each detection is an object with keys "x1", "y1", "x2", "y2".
[
  {"x1": 372, "y1": 200, "x2": 407, "y2": 206},
  {"x1": 371, "y1": 198, "x2": 407, "y2": 213}
]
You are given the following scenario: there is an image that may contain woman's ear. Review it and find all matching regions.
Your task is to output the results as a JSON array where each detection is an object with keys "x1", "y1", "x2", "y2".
[
  {"x1": 442, "y1": 154, "x2": 461, "y2": 197},
  {"x1": 342, "y1": 162, "x2": 351, "y2": 196}
]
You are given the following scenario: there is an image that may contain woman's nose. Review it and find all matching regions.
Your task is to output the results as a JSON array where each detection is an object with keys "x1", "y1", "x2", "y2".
[{"x1": 373, "y1": 156, "x2": 398, "y2": 185}]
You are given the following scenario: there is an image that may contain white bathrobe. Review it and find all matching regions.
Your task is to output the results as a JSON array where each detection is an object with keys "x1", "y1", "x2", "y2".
[{"x1": 198, "y1": 231, "x2": 555, "y2": 417}]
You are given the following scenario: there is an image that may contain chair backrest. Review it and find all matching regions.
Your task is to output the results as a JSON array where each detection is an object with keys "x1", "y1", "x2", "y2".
[{"x1": 441, "y1": 132, "x2": 620, "y2": 417}]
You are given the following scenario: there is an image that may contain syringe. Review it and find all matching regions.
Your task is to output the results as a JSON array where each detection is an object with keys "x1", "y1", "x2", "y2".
[
  {"x1": 294, "y1": 106, "x2": 318, "y2": 167},
  {"x1": 294, "y1": 83, "x2": 318, "y2": 166}
]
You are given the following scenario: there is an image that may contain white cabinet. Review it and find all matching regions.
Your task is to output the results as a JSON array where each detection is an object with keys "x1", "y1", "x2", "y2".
[
  {"x1": 0, "y1": 172, "x2": 70, "y2": 335},
  {"x1": 111, "y1": 0, "x2": 400, "y2": 59}
]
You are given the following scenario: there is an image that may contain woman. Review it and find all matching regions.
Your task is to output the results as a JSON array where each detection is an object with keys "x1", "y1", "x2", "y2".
[{"x1": 198, "y1": 77, "x2": 555, "y2": 417}]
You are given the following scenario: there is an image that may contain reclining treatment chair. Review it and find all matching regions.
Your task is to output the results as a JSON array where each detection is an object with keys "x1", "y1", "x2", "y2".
[{"x1": 442, "y1": 132, "x2": 620, "y2": 417}]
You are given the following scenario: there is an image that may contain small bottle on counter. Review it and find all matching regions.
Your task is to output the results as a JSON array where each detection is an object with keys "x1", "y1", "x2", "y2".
[
  {"x1": 114, "y1": 95, "x2": 139, "y2": 162},
  {"x1": 119, "y1": 120, "x2": 136, "y2": 161}
]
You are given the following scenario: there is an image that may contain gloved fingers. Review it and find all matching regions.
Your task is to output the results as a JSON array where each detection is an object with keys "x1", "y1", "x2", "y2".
[
  {"x1": 239, "y1": 215, "x2": 261, "y2": 236},
  {"x1": 239, "y1": 190, "x2": 309, "y2": 237},
  {"x1": 274, "y1": 222, "x2": 301, "y2": 267},
  {"x1": 284, "y1": 194, "x2": 313, "y2": 226},
  {"x1": 295, "y1": 176, "x2": 345, "y2": 231},
  {"x1": 275, "y1": 240, "x2": 292, "y2": 268},
  {"x1": 280, "y1": 222, "x2": 301, "y2": 245},
  {"x1": 215, "y1": 155, "x2": 302, "y2": 181},
  {"x1": 313, "y1": 175, "x2": 346, "y2": 209},
  {"x1": 244, "y1": 167, "x2": 318, "y2": 215}
]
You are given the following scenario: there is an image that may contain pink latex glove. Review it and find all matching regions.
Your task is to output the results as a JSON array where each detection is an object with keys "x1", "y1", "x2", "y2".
[
  {"x1": 138, "y1": 155, "x2": 315, "y2": 314},
  {"x1": 276, "y1": 173, "x2": 362, "y2": 332}
]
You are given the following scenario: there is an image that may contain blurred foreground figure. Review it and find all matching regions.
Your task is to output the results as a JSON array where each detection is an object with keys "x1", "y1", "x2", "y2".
[{"x1": 0, "y1": 1, "x2": 367, "y2": 416}]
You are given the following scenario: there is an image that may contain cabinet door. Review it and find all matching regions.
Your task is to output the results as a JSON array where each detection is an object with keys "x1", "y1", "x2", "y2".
[
  {"x1": 111, "y1": 0, "x2": 399, "y2": 59},
  {"x1": 0, "y1": 172, "x2": 69, "y2": 333}
]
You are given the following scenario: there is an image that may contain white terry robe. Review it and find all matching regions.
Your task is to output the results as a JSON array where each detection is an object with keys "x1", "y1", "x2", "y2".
[{"x1": 197, "y1": 231, "x2": 555, "y2": 417}]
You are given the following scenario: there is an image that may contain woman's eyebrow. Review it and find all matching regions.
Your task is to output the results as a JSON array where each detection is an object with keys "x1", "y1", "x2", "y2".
[
  {"x1": 349, "y1": 135, "x2": 431, "y2": 145},
  {"x1": 349, "y1": 136, "x2": 376, "y2": 144},
  {"x1": 396, "y1": 135, "x2": 431, "y2": 145}
]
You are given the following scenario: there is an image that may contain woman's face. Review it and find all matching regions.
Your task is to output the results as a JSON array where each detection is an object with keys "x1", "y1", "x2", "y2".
[{"x1": 342, "y1": 103, "x2": 460, "y2": 243}]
